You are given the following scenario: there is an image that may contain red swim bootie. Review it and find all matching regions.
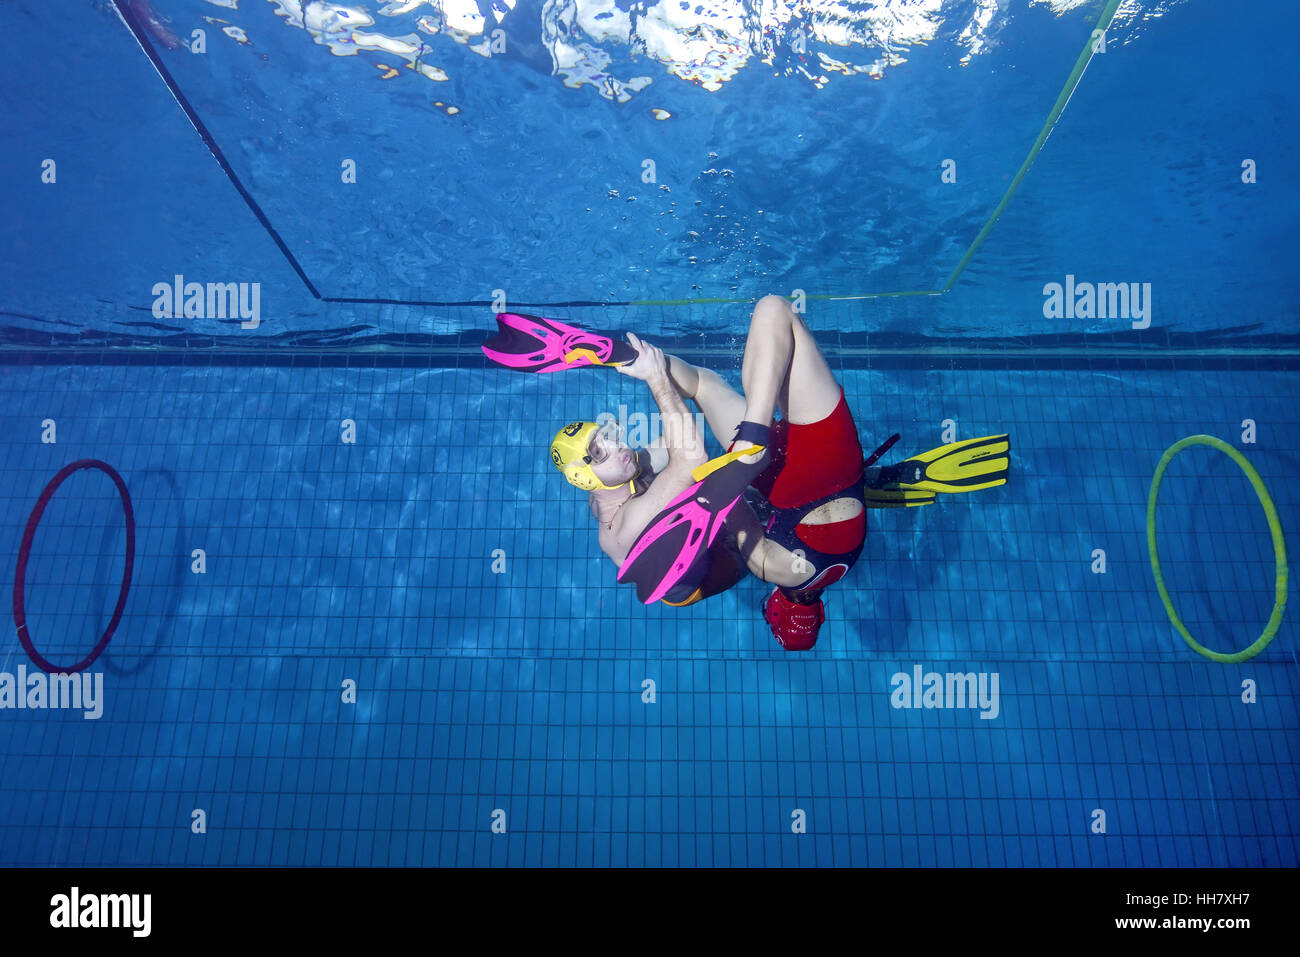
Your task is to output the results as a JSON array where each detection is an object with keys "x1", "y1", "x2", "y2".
[{"x1": 763, "y1": 586, "x2": 825, "y2": 651}]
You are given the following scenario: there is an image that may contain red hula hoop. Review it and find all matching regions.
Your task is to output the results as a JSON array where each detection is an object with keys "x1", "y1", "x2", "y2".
[{"x1": 13, "y1": 459, "x2": 135, "y2": 674}]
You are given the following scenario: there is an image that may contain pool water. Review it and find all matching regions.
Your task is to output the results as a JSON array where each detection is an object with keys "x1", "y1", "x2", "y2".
[{"x1": 0, "y1": 0, "x2": 1294, "y2": 866}]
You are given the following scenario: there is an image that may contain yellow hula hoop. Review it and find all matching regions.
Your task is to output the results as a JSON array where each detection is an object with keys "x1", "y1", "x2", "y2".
[{"x1": 1146, "y1": 435, "x2": 1288, "y2": 663}]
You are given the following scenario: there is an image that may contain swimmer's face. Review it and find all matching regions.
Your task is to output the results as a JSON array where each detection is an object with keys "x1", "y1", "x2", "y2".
[{"x1": 588, "y1": 420, "x2": 636, "y2": 487}]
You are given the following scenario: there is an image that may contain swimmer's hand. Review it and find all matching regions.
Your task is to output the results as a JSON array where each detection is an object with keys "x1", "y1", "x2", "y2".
[{"x1": 615, "y1": 332, "x2": 669, "y2": 385}]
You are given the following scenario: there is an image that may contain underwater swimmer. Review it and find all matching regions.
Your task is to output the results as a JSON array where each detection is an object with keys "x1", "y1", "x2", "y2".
[
  {"x1": 550, "y1": 332, "x2": 754, "y2": 607},
  {"x1": 621, "y1": 294, "x2": 876, "y2": 649},
  {"x1": 528, "y1": 297, "x2": 1009, "y2": 649},
  {"x1": 550, "y1": 297, "x2": 870, "y2": 632}
]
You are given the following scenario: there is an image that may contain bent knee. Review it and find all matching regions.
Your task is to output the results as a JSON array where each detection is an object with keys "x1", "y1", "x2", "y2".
[
  {"x1": 750, "y1": 294, "x2": 797, "y2": 335},
  {"x1": 754, "y1": 294, "x2": 794, "y2": 319}
]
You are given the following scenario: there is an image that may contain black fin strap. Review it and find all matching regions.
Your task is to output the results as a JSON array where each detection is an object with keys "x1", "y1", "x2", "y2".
[
  {"x1": 863, "y1": 433, "x2": 901, "y2": 469},
  {"x1": 732, "y1": 420, "x2": 771, "y2": 447}
]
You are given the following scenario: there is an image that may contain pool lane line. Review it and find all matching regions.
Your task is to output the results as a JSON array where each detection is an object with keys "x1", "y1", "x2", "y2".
[
  {"x1": 4, "y1": 342, "x2": 1300, "y2": 368},
  {"x1": 110, "y1": 0, "x2": 1124, "y2": 310},
  {"x1": 630, "y1": 290, "x2": 946, "y2": 306},
  {"x1": 1146, "y1": 435, "x2": 1288, "y2": 664}
]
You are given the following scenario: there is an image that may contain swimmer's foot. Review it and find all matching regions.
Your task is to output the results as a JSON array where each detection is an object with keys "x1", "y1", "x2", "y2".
[
  {"x1": 722, "y1": 421, "x2": 771, "y2": 467},
  {"x1": 726, "y1": 439, "x2": 766, "y2": 462}
]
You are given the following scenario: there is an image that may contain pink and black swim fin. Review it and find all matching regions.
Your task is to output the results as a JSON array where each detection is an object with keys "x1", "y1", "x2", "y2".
[
  {"x1": 481, "y1": 313, "x2": 637, "y2": 373},
  {"x1": 617, "y1": 430, "x2": 770, "y2": 605}
]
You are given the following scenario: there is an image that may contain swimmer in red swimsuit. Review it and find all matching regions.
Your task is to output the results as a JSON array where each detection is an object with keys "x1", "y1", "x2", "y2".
[
  {"x1": 643, "y1": 294, "x2": 867, "y2": 650},
  {"x1": 505, "y1": 300, "x2": 1007, "y2": 649}
]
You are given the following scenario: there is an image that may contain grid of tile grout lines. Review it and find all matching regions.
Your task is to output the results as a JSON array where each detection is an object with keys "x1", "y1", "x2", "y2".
[{"x1": 0, "y1": 343, "x2": 1295, "y2": 866}]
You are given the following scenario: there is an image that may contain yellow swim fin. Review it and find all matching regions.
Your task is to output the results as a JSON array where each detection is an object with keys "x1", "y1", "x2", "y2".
[
  {"x1": 861, "y1": 486, "x2": 938, "y2": 508},
  {"x1": 690, "y1": 444, "x2": 769, "y2": 483},
  {"x1": 863, "y1": 434, "x2": 1009, "y2": 507}
]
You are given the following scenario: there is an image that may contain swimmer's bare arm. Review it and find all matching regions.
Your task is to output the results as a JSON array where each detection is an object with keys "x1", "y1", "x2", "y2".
[
  {"x1": 624, "y1": 335, "x2": 705, "y2": 462},
  {"x1": 612, "y1": 334, "x2": 708, "y2": 545}
]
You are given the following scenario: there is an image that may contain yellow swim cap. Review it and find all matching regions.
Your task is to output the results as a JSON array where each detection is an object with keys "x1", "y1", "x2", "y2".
[{"x1": 550, "y1": 421, "x2": 637, "y2": 492}]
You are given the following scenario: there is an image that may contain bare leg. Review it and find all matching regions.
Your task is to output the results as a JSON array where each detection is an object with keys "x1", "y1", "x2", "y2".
[
  {"x1": 732, "y1": 295, "x2": 842, "y2": 454},
  {"x1": 659, "y1": 295, "x2": 840, "y2": 459},
  {"x1": 664, "y1": 355, "x2": 700, "y2": 399},
  {"x1": 665, "y1": 354, "x2": 747, "y2": 449}
]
